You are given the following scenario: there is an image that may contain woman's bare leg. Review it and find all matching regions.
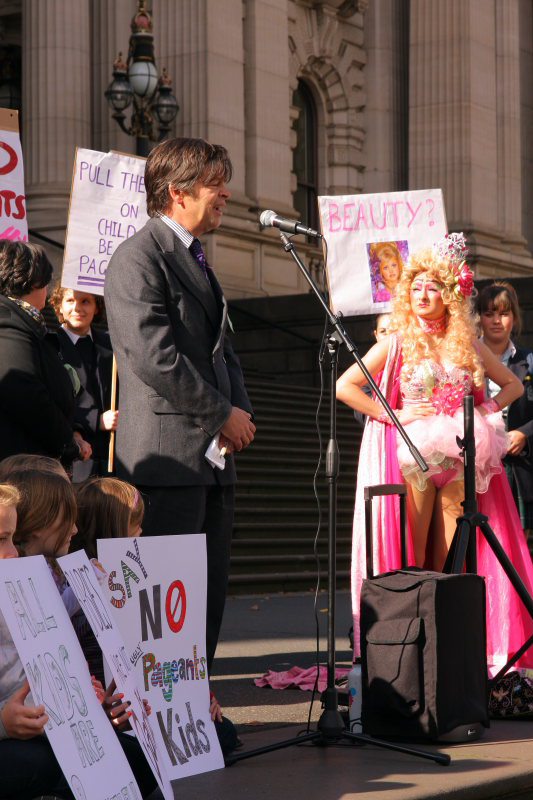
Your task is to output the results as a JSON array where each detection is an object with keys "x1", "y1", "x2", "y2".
[
  {"x1": 431, "y1": 479, "x2": 465, "y2": 570},
  {"x1": 406, "y1": 481, "x2": 437, "y2": 567}
]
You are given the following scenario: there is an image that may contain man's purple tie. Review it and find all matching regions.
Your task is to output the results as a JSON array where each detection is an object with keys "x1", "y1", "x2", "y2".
[{"x1": 190, "y1": 238, "x2": 210, "y2": 280}]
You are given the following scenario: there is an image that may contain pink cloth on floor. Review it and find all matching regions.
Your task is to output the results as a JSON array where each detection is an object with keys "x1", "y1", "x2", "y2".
[{"x1": 255, "y1": 665, "x2": 350, "y2": 693}]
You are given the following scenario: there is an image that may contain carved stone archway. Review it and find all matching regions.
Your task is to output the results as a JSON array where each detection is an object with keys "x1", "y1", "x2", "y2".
[{"x1": 288, "y1": 1, "x2": 367, "y2": 197}]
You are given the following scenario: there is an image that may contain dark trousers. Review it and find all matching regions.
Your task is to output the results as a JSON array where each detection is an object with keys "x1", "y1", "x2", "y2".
[
  {"x1": 0, "y1": 731, "x2": 157, "y2": 800},
  {"x1": 0, "y1": 736, "x2": 71, "y2": 799},
  {"x1": 139, "y1": 483, "x2": 235, "y2": 672}
]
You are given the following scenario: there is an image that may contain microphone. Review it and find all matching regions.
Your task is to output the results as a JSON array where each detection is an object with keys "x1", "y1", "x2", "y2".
[{"x1": 259, "y1": 209, "x2": 323, "y2": 240}]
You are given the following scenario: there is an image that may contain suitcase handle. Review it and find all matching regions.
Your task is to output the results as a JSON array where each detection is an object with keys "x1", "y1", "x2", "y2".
[{"x1": 364, "y1": 484, "x2": 408, "y2": 578}]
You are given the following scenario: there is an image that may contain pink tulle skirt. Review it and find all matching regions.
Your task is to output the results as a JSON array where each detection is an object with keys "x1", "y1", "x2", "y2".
[{"x1": 397, "y1": 408, "x2": 508, "y2": 493}]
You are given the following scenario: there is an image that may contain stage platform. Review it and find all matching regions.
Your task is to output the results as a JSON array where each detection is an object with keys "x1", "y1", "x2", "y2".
[{"x1": 167, "y1": 591, "x2": 533, "y2": 800}]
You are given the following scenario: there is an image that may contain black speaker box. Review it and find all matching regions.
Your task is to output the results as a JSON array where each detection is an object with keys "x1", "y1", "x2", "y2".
[{"x1": 360, "y1": 568, "x2": 489, "y2": 742}]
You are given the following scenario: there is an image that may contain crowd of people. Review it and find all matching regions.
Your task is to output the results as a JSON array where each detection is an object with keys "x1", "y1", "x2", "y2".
[
  {"x1": 0, "y1": 133, "x2": 532, "y2": 797},
  {"x1": 0, "y1": 137, "x2": 255, "y2": 799},
  {"x1": 0, "y1": 461, "x2": 159, "y2": 799}
]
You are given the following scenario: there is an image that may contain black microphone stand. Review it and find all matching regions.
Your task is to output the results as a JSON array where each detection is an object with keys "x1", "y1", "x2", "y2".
[
  {"x1": 444, "y1": 395, "x2": 533, "y2": 681},
  {"x1": 226, "y1": 232, "x2": 450, "y2": 767}
]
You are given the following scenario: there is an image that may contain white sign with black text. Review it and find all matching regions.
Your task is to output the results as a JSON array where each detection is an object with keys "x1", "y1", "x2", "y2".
[
  {"x1": 97, "y1": 534, "x2": 224, "y2": 781},
  {"x1": 0, "y1": 555, "x2": 141, "y2": 800},
  {"x1": 58, "y1": 549, "x2": 173, "y2": 799}
]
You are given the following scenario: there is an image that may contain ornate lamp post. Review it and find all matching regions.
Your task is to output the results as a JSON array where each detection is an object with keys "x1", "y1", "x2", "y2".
[{"x1": 104, "y1": 1, "x2": 178, "y2": 157}]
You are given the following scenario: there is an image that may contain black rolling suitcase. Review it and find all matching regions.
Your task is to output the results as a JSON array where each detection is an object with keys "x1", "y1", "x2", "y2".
[{"x1": 360, "y1": 485, "x2": 489, "y2": 742}]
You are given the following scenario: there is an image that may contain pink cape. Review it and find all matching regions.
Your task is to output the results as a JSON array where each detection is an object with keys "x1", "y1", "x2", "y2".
[{"x1": 351, "y1": 335, "x2": 533, "y2": 674}]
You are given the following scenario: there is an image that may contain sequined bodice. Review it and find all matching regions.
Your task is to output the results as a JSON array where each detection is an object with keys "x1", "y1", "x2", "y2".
[{"x1": 400, "y1": 360, "x2": 473, "y2": 415}]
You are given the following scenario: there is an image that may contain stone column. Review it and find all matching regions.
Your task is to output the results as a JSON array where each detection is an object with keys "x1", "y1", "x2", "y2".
[
  {"x1": 408, "y1": 0, "x2": 493, "y2": 228},
  {"x1": 153, "y1": 0, "x2": 208, "y2": 139},
  {"x1": 90, "y1": 0, "x2": 133, "y2": 155},
  {"x1": 495, "y1": 0, "x2": 524, "y2": 244},
  {"x1": 408, "y1": 0, "x2": 533, "y2": 275},
  {"x1": 520, "y1": 0, "x2": 533, "y2": 255},
  {"x1": 154, "y1": 0, "x2": 263, "y2": 297},
  {"x1": 155, "y1": 0, "x2": 247, "y2": 196},
  {"x1": 363, "y1": 0, "x2": 408, "y2": 193},
  {"x1": 243, "y1": 0, "x2": 292, "y2": 210},
  {"x1": 22, "y1": 0, "x2": 91, "y2": 246}
]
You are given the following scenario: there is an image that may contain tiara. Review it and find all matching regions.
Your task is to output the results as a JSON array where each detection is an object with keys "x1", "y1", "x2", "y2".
[{"x1": 433, "y1": 232, "x2": 474, "y2": 299}]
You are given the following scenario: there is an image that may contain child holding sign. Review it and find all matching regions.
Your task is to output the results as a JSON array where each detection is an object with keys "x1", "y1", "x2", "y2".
[
  {"x1": 74, "y1": 477, "x2": 237, "y2": 751},
  {"x1": 74, "y1": 476, "x2": 144, "y2": 558},
  {"x1": 0, "y1": 468, "x2": 157, "y2": 798},
  {"x1": 0, "y1": 480, "x2": 73, "y2": 800},
  {"x1": 68, "y1": 477, "x2": 144, "y2": 683}
]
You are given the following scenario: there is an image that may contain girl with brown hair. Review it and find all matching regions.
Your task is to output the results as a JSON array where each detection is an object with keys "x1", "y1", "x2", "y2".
[
  {"x1": 0, "y1": 468, "x2": 157, "y2": 798},
  {"x1": 477, "y1": 281, "x2": 533, "y2": 540},
  {"x1": 72, "y1": 476, "x2": 144, "y2": 559}
]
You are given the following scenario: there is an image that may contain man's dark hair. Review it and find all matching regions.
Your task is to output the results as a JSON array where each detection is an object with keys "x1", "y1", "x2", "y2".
[
  {"x1": 0, "y1": 241, "x2": 54, "y2": 297},
  {"x1": 144, "y1": 137, "x2": 233, "y2": 217}
]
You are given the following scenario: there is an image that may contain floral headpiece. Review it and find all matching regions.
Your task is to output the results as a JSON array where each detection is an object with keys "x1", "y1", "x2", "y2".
[{"x1": 433, "y1": 232, "x2": 474, "y2": 299}]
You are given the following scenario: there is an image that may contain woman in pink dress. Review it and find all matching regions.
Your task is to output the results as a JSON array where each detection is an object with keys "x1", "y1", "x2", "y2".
[{"x1": 337, "y1": 234, "x2": 533, "y2": 673}]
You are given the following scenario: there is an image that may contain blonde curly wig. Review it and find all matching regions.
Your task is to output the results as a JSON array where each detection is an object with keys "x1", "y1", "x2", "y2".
[{"x1": 388, "y1": 247, "x2": 483, "y2": 387}]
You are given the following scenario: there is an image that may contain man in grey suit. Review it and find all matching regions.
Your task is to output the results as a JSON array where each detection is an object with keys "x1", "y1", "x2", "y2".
[{"x1": 104, "y1": 138, "x2": 255, "y2": 670}]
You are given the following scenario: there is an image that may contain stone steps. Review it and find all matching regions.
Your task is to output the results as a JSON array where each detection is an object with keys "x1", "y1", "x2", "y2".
[{"x1": 229, "y1": 378, "x2": 361, "y2": 594}]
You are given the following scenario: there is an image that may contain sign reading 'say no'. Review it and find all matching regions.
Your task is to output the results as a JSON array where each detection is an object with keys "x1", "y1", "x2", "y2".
[{"x1": 62, "y1": 148, "x2": 149, "y2": 296}]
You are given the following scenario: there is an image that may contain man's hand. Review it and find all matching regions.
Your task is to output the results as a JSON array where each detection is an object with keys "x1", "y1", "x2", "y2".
[
  {"x1": 220, "y1": 407, "x2": 255, "y2": 452},
  {"x1": 0, "y1": 681, "x2": 48, "y2": 739}
]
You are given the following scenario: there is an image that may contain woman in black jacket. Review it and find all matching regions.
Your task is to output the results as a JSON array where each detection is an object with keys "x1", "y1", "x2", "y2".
[
  {"x1": 477, "y1": 281, "x2": 533, "y2": 541},
  {"x1": 0, "y1": 241, "x2": 91, "y2": 469}
]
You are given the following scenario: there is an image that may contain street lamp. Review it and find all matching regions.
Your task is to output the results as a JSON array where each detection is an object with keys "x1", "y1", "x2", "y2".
[{"x1": 104, "y1": 0, "x2": 179, "y2": 157}]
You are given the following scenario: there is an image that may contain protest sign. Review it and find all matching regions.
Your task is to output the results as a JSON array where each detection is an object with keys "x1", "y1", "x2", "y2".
[
  {"x1": 97, "y1": 535, "x2": 224, "y2": 781},
  {"x1": 0, "y1": 555, "x2": 141, "y2": 800},
  {"x1": 318, "y1": 188, "x2": 447, "y2": 317},
  {"x1": 62, "y1": 147, "x2": 149, "y2": 295},
  {"x1": 0, "y1": 108, "x2": 27, "y2": 242},
  {"x1": 58, "y1": 550, "x2": 173, "y2": 800}
]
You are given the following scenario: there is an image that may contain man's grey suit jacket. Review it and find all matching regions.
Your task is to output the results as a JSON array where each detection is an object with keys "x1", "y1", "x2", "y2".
[{"x1": 104, "y1": 216, "x2": 252, "y2": 487}]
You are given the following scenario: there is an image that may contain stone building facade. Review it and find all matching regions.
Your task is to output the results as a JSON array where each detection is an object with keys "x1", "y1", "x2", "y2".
[{"x1": 1, "y1": 0, "x2": 533, "y2": 295}]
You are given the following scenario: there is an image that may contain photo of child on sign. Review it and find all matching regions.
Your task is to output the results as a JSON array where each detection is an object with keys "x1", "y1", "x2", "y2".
[{"x1": 368, "y1": 240, "x2": 408, "y2": 303}]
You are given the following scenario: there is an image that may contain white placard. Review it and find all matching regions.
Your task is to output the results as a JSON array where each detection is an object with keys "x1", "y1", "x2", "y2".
[
  {"x1": 58, "y1": 550, "x2": 173, "y2": 800},
  {"x1": 0, "y1": 109, "x2": 28, "y2": 242},
  {"x1": 0, "y1": 556, "x2": 141, "y2": 800},
  {"x1": 62, "y1": 147, "x2": 149, "y2": 295},
  {"x1": 97, "y1": 535, "x2": 224, "y2": 781},
  {"x1": 318, "y1": 188, "x2": 448, "y2": 317}
]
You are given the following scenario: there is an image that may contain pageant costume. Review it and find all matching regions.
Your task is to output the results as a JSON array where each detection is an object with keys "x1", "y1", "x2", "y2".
[
  {"x1": 351, "y1": 333, "x2": 533, "y2": 674},
  {"x1": 397, "y1": 358, "x2": 507, "y2": 493}
]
